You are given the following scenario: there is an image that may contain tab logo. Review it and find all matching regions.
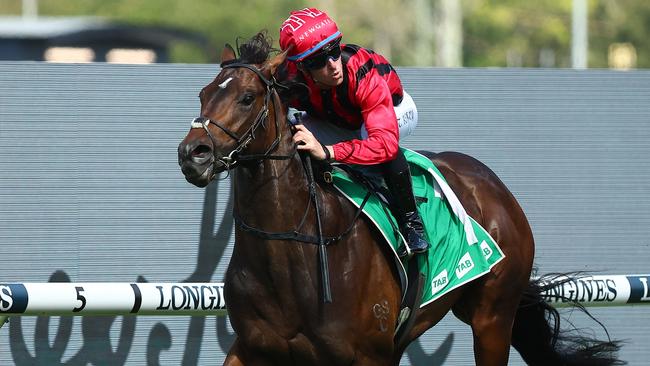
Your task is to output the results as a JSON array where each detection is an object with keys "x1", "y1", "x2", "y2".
[
  {"x1": 431, "y1": 270, "x2": 448, "y2": 295},
  {"x1": 455, "y1": 253, "x2": 474, "y2": 279},
  {"x1": 480, "y1": 240, "x2": 493, "y2": 260},
  {"x1": 0, "y1": 285, "x2": 13, "y2": 311}
]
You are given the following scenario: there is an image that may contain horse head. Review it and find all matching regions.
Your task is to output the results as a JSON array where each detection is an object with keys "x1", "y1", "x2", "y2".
[{"x1": 178, "y1": 36, "x2": 290, "y2": 187}]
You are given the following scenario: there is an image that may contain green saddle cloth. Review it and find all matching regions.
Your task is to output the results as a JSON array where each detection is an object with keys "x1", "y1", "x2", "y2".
[{"x1": 331, "y1": 148, "x2": 505, "y2": 307}]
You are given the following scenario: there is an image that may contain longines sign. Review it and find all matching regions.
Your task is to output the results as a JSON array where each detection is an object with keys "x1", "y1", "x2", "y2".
[{"x1": 541, "y1": 274, "x2": 650, "y2": 305}]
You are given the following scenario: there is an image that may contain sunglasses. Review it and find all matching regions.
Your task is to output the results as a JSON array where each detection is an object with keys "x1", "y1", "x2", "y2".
[{"x1": 301, "y1": 40, "x2": 342, "y2": 70}]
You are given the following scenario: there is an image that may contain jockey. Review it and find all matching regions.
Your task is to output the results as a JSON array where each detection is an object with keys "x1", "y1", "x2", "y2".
[{"x1": 279, "y1": 7, "x2": 430, "y2": 256}]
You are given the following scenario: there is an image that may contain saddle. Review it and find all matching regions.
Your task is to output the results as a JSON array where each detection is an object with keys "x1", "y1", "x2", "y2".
[{"x1": 315, "y1": 148, "x2": 506, "y2": 347}]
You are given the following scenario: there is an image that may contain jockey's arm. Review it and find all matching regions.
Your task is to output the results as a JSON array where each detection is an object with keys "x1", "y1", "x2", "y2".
[{"x1": 331, "y1": 76, "x2": 399, "y2": 165}]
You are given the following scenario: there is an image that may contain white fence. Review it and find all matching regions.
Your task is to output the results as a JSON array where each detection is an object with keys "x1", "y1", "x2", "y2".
[
  {"x1": 2, "y1": 274, "x2": 648, "y2": 330},
  {"x1": 539, "y1": 274, "x2": 650, "y2": 306},
  {"x1": 0, "y1": 283, "x2": 226, "y2": 329}
]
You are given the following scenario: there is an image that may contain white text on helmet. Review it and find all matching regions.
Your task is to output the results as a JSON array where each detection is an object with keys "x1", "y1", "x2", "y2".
[
  {"x1": 281, "y1": 8, "x2": 324, "y2": 32},
  {"x1": 297, "y1": 19, "x2": 333, "y2": 42}
]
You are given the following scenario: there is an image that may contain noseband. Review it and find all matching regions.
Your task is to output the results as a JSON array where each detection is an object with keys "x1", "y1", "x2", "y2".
[{"x1": 190, "y1": 63, "x2": 293, "y2": 171}]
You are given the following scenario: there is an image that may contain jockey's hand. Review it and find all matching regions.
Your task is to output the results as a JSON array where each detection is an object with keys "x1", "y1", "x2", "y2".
[{"x1": 292, "y1": 124, "x2": 333, "y2": 161}]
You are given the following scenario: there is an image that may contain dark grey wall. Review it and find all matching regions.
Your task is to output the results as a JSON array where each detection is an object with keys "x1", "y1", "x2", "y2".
[{"x1": 1, "y1": 62, "x2": 648, "y2": 365}]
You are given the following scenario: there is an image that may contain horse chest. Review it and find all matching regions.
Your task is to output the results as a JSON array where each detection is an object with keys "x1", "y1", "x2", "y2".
[
  {"x1": 226, "y1": 265, "x2": 359, "y2": 363},
  {"x1": 225, "y1": 263, "x2": 312, "y2": 320}
]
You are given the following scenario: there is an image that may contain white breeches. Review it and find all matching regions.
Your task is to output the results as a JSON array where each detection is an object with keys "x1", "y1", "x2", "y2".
[{"x1": 288, "y1": 91, "x2": 418, "y2": 145}]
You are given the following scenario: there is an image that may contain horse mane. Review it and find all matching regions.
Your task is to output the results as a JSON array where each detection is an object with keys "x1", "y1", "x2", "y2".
[
  {"x1": 219, "y1": 30, "x2": 310, "y2": 103},
  {"x1": 221, "y1": 30, "x2": 275, "y2": 66}
]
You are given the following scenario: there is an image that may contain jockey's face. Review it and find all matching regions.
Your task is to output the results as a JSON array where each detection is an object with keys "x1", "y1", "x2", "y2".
[
  {"x1": 299, "y1": 40, "x2": 344, "y2": 88},
  {"x1": 306, "y1": 57, "x2": 343, "y2": 88}
]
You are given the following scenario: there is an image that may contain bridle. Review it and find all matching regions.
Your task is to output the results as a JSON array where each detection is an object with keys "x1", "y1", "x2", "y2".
[
  {"x1": 190, "y1": 61, "x2": 370, "y2": 303},
  {"x1": 190, "y1": 63, "x2": 295, "y2": 172}
]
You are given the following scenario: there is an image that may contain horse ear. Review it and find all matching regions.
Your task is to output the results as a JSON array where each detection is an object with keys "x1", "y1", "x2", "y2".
[
  {"x1": 262, "y1": 47, "x2": 290, "y2": 76},
  {"x1": 221, "y1": 43, "x2": 236, "y2": 64}
]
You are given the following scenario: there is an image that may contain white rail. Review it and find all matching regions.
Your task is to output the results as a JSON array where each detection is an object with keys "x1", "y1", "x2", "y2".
[
  {"x1": 1, "y1": 275, "x2": 649, "y2": 330},
  {"x1": 0, "y1": 283, "x2": 226, "y2": 319},
  {"x1": 539, "y1": 274, "x2": 650, "y2": 307}
]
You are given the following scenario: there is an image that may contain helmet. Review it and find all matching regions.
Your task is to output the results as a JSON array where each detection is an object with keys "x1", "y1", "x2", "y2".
[{"x1": 279, "y1": 8, "x2": 342, "y2": 62}]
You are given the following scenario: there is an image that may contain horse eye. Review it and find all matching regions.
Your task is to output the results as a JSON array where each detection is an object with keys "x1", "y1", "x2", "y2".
[{"x1": 241, "y1": 94, "x2": 255, "y2": 106}]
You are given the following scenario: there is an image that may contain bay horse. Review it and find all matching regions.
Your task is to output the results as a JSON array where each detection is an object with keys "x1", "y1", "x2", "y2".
[{"x1": 178, "y1": 33, "x2": 622, "y2": 366}]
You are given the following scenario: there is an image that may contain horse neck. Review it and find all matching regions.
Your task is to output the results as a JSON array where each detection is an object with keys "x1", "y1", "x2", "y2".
[
  {"x1": 233, "y1": 154, "x2": 308, "y2": 215},
  {"x1": 232, "y1": 102, "x2": 310, "y2": 229}
]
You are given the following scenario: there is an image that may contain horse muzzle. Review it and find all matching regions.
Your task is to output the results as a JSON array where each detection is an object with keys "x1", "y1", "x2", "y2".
[{"x1": 178, "y1": 140, "x2": 224, "y2": 187}]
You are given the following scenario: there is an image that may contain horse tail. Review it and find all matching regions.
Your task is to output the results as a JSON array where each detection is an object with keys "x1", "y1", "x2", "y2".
[{"x1": 510, "y1": 273, "x2": 625, "y2": 366}]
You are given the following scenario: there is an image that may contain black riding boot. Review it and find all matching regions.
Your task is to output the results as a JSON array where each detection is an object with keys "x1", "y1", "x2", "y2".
[{"x1": 383, "y1": 151, "x2": 430, "y2": 256}]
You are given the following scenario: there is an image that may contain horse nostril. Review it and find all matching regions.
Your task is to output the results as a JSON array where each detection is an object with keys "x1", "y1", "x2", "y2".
[
  {"x1": 192, "y1": 144, "x2": 212, "y2": 157},
  {"x1": 179, "y1": 142, "x2": 212, "y2": 165}
]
